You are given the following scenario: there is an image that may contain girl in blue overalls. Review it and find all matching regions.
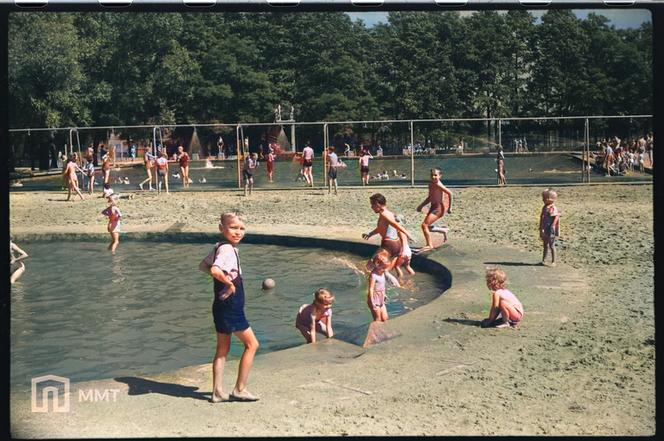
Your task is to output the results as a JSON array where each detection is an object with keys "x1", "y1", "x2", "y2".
[{"x1": 200, "y1": 212, "x2": 260, "y2": 402}]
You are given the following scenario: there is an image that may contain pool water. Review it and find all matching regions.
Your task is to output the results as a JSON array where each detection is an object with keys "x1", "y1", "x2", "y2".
[
  {"x1": 12, "y1": 154, "x2": 650, "y2": 191},
  {"x1": 10, "y1": 240, "x2": 446, "y2": 391}
]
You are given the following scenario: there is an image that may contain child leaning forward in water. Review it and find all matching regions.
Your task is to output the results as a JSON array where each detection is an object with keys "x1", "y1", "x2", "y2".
[
  {"x1": 481, "y1": 267, "x2": 524, "y2": 329},
  {"x1": 200, "y1": 212, "x2": 260, "y2": 402},
  {"x1": 295, "y1": 288, "x2": 335, "y2": 343}
]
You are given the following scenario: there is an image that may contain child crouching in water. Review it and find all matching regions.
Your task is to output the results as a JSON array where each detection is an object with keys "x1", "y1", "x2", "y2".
[
  {"x1": 295, "y1": 288, "x2": 335, "y2": 343},
  {"x1": 481, "y1": 267, "x2": 524, "y2": 329},
  {"x1": 367, "y1": 249, "x2": 392, "y2": 322},
  {"x1": 101, "y1": 193, "x2": 122, "y2": 254}
]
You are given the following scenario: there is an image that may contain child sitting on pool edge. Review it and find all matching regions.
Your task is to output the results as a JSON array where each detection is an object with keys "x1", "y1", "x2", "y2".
[
  {"x1": 295, "y1": 288, "x2": 335, "y2": 343},
  {"x1": 481, "y1": 267, "x2": 524, "y2": 329}
]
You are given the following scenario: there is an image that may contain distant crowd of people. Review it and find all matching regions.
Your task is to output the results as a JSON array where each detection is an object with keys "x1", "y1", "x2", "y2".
[{"x1": 594, "y1": 133, "x2": 653, "y2": 176}]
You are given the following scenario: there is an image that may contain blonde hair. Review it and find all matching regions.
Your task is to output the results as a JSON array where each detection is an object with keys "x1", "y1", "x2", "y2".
[
  {"x1": 485, "y1": 267, "x2": 507, "y2": 290},
  {"x1": 219, "y1": 211, "x2": 243, "y2": 227},
  {"x1": 372, "y1": 248, "x2": 391, "y2": 265},
  {"x1": 542, "y1": 188, "x2": 558, "y2": 201},
  {"x1": 313, "y1": 288, "x2": 335, "y2": 306}
]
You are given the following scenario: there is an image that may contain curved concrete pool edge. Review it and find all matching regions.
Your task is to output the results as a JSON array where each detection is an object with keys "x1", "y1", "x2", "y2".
[{"x1": 9, "y1": 228, "x2": 588, "y2": 437}]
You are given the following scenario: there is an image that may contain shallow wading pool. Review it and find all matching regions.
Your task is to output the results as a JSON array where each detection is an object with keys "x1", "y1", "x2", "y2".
[{"x1": 10, "y1": 239, "x2": 450, "y2": 391}]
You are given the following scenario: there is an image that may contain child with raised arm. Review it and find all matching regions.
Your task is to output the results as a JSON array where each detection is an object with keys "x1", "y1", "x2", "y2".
[
  {"x1": 481, "y1": 267, "x2": 524, "y2": 329},
  {"x1": 139, "y1": 149, "x2": 156, "y2": 191},
  {"x1": 101, "y1": 193, "x2": 122, "y2": 254},
  {"x1": 295, "y1": 288, "x2": 335, "y2": 343},
  {"x1": 363, "y1": 193, "x2": 414, "y2": 268},
  {"x1": 326, "y1": 146, "x2": 340, "y2": 195},
  {"x1": 416, "y1": 168, "x2": 453, "y2": 252},
  {"x1": 539, "y1": 188, "x2": 561, "y2": 266},
  {"x1": 367, "y1": 249, "x2": 391, "y2": 322},
  {"x1": 10, "y1": 239, "x2": 29, "y2": 284},
  {"x1": 243, "y1": 152, "x2": 259, "y2": 196},
  {"x1": 200, "y1": 212, "x2": 260, "y2": 402},
  {"x1": 394, "y1": 214, "x2": 415, "y2": 278}
]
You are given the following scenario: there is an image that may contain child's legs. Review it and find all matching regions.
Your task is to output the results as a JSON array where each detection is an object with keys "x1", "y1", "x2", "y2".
[
  {"x1": 421, "y1": 212, "x2": 443, "y2": 247},
  {"x1": 498, "y1": 299, "x2": 522, "y2": 323},
  {"x1": 232, "y1": 327, "x2": 260, "y2": 392},
  {"x1": 110, "y1": 232, "x2": 119, "y2": 252},
  {"x1": 212, "y1": 332, "x2": 232, "y2": 395},
  {"x1": 296, "y1": 324, "x2": 313, "y2": 343},
  {"x1": 104, "y1": 170, "x2": 110, "y2": 184},
  {"x1": 379, "y1": 305, "x2": 389, "y2": 322}
]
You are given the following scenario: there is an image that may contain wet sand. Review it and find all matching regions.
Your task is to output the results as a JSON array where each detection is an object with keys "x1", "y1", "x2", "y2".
[{"x1": 9, "y1": 183, "x2": 654, "y2": 436}]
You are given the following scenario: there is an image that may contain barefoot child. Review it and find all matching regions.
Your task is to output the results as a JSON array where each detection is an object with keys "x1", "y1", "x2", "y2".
[
  {"x1": 359, "y1": 149, "x2": 373, "y2": 185},
  {"x1": 64, "y1": 153, "x2": 85, "y2": 201},
  {"x1": 416, "y1": 168, "x2": 453, "y2": 252},
  {"x1": 243, "y1": 152, "x2": 259, "y2": 196},
  {"x1": 394, "y1": 214, "x2": 415, "y2": 278},
  {"x1": 139, "y1": 150, "x2": 156, "y2": 191},
  {"x1": 295, "y1": 288, "x2": 335, "y2": 343},
  {"x1": 302, "y1": 143, "x2": 314, "y2": 187},
  {"x1": 101, "y1": 193, "x2": 122, "y2": 254},
  {"x1": 363, "y1": 193, "x2": 414, "y2": 269},
  {"x1": 539, "y1": 188, "x2": 561, "y2": 266},
  {"x1": 326, "y1": 146, "x2": 340, "y2": 195},
  {"x1": 156, "y1": 150, "x2": 170, "y2": 194},
  {"x1": 481, "y1": 267, "x2": 523, "y2": 328},
  {"x1": 367, "y1": 249, "x2": 391, "y2": 322},
  {"x1": 176, "y1": 145, "x2": 191, "y2": 188},
  {"x1": 199, "y1": 212, "x2": 260, "y2": 402},
  {"x1": 266, "y1": 146, "x2": 275, "y2": 183}
]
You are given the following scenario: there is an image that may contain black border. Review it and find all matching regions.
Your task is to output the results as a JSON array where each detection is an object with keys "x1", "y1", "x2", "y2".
[{"x1": 1, "y1": 1, "x2": 661, "y2": 440}]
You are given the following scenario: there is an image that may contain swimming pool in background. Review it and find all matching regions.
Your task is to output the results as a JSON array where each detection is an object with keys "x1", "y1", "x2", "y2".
[
  {"x1": 11, "y1": 153, "x2": 650, "y2": 191},
  {"x1": 10, "y1": 240, "x2": 448, "y2": 391}
]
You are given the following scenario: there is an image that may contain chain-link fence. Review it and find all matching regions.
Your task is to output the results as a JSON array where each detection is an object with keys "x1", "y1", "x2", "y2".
[{"x1": 9, "y1": 115, "x2": 652, "y2": 190}]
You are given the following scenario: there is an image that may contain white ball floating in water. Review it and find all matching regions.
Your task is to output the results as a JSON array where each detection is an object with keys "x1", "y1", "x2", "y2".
[{"x1": 262, "y1": 278, "x2": 275, "y2": 290}]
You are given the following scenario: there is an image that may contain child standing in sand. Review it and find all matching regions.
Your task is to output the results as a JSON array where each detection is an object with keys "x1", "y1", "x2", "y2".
[
  {"x1": 295, "y1": 288, "x2": 335, "y2": 343},
  {"x1": 200, "y1": 212, "x2": 260, "y2": 402},
  {"x1": 326, "y1": 146, "x2": 340, "y2": 195},
  {"x1": 359, "y1": 149, "x2": 373, "y2": 185},
  {"x1": 101, "y1": 193, "x2": 122, "y2": 254},
  {"x1": 139, "y1": 150, "x2": 156, "y2": 191},
  {"x1": 266, "y1": 146, "x2": 275, "y2": 183},
  {"x1": 363, "y1": 193, "x2": 413, "y2": 268},
  {"x1": 302, "y1": 143, "x2": 314, "y2": 187},
  {"x1": 416, "y1": 168, "x2": 453, "y2": 252},
  {"x1": 539, "y1": 188, "x2": 561, "y2": 266},
  {"x1": 367, "y1": 249, "x2": 391, "y2": 322},
  {"x1": 64, "y1": 153, "x2": 85, "y2": 201},
  {"x1": 481, "y1": 267, "x2": 523, "y2": 328},
  {"x1": 243, "y1": 152, "x2": 259, "y2": 196},
  {"x1": 156, "y1": 151, "x2": 170, "y2": 194},
  {"x1": 176, "y1": 145, "x2": 191, "y2": 189}
]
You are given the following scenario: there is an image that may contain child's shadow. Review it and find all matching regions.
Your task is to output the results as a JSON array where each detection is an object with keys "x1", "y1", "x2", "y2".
[
  {"x1": 114, "y1": 376, "x2": 210, "y2": 401},
  {"x1": 443, "y1": 318, "x2": 482, "y2": 327},
  {"x1": 484, "y1": 261, "x2": 541, "y2": 267}
]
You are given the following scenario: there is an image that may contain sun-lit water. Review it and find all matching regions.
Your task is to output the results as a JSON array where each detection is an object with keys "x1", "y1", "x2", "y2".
[
  {"x1": 10, "y1": 240, "x2": 447, "y2": 391},
  {"x1": 12, "y1": 153, "x2": 650, "y2": 191}
]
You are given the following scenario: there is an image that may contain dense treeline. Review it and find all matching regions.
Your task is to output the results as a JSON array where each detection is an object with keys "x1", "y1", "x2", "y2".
[{"x1": 9, "y1": 10, "x2": 652, "y2": 130}]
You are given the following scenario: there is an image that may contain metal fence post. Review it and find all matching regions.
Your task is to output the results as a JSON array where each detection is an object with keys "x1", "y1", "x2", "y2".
[
  {"x1": 410, "y1": 120, "x2": 415, "y2": 187},
  {"x1": 498, "y1": 119, "x2": 502, "y2": 151},
  {"x1": 585, "y1": 118, "x2": 590, "y2": 182}
]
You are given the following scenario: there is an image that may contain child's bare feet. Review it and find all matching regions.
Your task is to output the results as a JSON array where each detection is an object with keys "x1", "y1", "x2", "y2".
[
  {"x1": 211, "y1": 391, "x2": 230, "y2": 403},
  {"x1": 230, "y1": 388, "x2": 259, "y2": 402}
]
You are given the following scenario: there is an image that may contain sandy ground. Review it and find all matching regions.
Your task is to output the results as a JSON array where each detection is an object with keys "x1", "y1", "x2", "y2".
[{"x1": 9, "y1": 183, "x2": 655, "y2": 436}]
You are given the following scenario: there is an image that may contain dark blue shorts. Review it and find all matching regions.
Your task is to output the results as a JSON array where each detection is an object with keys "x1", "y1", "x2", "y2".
[{"x1": 212, "y1": 290, "x2": 249, "y2": 334}]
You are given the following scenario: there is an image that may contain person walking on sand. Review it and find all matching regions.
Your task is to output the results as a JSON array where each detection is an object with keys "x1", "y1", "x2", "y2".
[
  {"x1": 363, "y1": 193, "x2": 414, "y2": 268},
  {"x1": 199, "y1": 212, "x2": 260, "y2": 402},
  {"x1": 176, "y1": 145, "x2": 191, "y2": 189},
  {"x1": 481, "y1": 267, "x2": 524, "y2": 329},
  {"x1": 416, "y1": 168, "x2": 453, "y2": 252},
  {"x1": 101, "y1": 193, "x2": 122, "y2": 254},
  {"x1": 101, "y1": 152, "x2": 113, "y2": 189},
  {"x1": 367, "y1": 249, "x2": 391, "y2": 322},
  {"x1": 265, "y1": 146, "x2": 276, "y2": 183},
  {"x1": 295, "y1": 288, "x2": 335, "y2": 343},
  {"x1": 139, "y1": 149, "x2": 156, "y2": 191},
  {"x1": 302, "y1": 143, "x2": 314, "y2": 187},
  {"x1": 496, "y1": 146, "x2": 507, "y2": 186},
  {"x1": 156, "y1": 150, "x2": 170, "y2": 194},
  {"x1": 539, "y1": 188, "x2": 561, "y2": 266},
  {"x1": 64, "y1": 153, "x2": 85, "y2": 201},
  {"x1": 10, "y1": 239, "x2": 29, "y2": 284},
  {"x1": 359, "y1": 149, "x2": 373, "y2": 185},
  {"x1": 326, "y1": 146, "x2": 341, "y2": 195},
  {"x1": 82, "y1": 149, "x2": 96, "y2": 195},
  {"x1": 243, "y1": 152, "x2": 259, "y2": 196}
]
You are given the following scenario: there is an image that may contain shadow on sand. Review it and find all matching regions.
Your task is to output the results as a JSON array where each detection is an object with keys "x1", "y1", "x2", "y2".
[
  {"x1": 443, "y1": 318, "x2": 482, "y2": 327},
  {"x1": 114, "y1": 376, "x2": 210, "y2": 401},
  {"x1": 483, "y1": 261, "x2": 541, "y2": 267}
]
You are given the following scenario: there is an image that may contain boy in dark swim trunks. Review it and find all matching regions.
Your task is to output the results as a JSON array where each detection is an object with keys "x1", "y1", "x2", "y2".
[
  {"x1": 416, "y1": 168, "x2": 453, "y2": 252},
  {"x1": 363, "y1": 193, "x2": 414, "y2": 269}
]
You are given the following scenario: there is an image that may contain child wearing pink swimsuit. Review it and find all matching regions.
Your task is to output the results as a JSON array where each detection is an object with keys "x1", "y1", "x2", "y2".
[
  {"x1": 367, "y1": 249, "x2": 391, "y2": 322},
  {"x1": 295, "y1": 288, "x2": 335, "y2": 343}
]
